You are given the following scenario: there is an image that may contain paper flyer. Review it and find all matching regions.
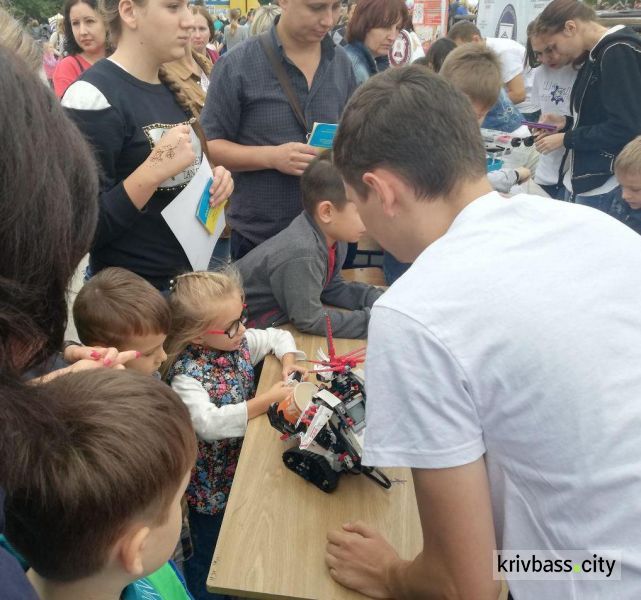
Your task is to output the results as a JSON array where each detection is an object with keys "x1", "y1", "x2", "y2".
[{"x1": 161, "y1": 158, "x2": 227, "y2": 271}]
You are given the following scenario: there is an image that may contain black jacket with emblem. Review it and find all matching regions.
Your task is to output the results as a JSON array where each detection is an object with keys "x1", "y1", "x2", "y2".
[{"x1": 563, "y1": 26, "x2": 641, "y2": 194}]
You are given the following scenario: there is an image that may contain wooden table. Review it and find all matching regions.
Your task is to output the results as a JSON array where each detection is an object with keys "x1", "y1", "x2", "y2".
[
  {"x1": 207, "y1": 328, "x2": 423, "y2": 599},
  {"x1": 341, "y1": 267, "x2": 386, "y2": 287}
]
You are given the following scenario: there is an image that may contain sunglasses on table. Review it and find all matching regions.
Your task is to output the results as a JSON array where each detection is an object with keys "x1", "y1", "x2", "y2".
[
  {"x1": 206, "y1": 304, "x2": 248, "y2": 339},
  {"x1": 510, "y1": 136, "x2": 535, "y2": 148}
]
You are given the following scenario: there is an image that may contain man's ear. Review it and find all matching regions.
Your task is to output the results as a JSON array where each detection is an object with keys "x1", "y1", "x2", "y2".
[
  {"x1": 361, "y1": 169, "x2": 401, "y2": 218},
  {"x1": 118, "y1": 0, "x2": 139, "y2": 31},
  {"x1": 315, "y1": 200, "x2": 335, "y2": 224},
  {"x1": 118, "y1": 525, "x2": 150, "y2": 577},
  {"x1": 564, "y1": 20, "x2": 577, "y2": 36}
]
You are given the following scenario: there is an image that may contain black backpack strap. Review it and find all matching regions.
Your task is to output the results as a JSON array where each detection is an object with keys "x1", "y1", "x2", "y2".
[
  {"x1": 72, "y1": 54, "x2": 86, "y2": 73},
  {"x1": 259, "y1": 32, "x2": 309, "y2": 136}
]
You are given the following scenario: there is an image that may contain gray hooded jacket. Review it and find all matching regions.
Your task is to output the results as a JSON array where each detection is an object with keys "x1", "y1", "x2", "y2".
[{"x1": 235, "y1": 211, "x2": 384, "y2": 339}]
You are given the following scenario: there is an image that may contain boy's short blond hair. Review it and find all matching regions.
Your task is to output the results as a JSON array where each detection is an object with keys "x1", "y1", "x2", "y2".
[
  {"x1": 73, "y1": 267, "x2": 171, "y2": 348},
  {"x1": 440, "y1": 43, "x2": 502, "y2": 113},
  {"x1": 615, "y1": 136, "x2": 641, "y2": 175}
]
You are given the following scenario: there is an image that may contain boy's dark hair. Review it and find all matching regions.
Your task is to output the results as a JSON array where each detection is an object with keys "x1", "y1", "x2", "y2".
[
  {"x1": 421, "y1": 37, "x2": 457, "y2": 72},
  {"x1": 4, "y1": 369, "x2": 197, "y2": 582},
  {"x1": 0, "y1": 48, "x2": 98, "y2": 376},
  {"x1": 333, "y1": 66, "x2": 486, "y2": 200},
  {"x1": 73, "y1": 267, "x2": 171, "y2": 348},
  {"x1": 447, "y1": 21, "x2": 482, "y2": 43},
  {"x1": 440, "y1": 43, "x2": 502, "y2": 112},
  {"x1": 300, "y1": 153, "x2": 348, "y2": 214}
]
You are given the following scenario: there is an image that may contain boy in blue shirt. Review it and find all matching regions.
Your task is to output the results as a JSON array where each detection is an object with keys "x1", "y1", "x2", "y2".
[{"x1": 3, "y1": 370, "x2": 197, "y2": 600}]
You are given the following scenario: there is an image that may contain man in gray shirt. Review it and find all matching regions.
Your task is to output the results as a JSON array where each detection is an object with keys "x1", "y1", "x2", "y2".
[{"x1": 201, "y1": 0, "x2": 357, "y2": 259}]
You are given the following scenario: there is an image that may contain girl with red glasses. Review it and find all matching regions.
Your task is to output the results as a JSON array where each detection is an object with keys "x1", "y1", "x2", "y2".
[{"x1": 161, "y1": 270, "x2": 306, "y2": 600}]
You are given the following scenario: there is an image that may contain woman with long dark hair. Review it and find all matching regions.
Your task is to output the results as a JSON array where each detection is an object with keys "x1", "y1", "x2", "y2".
[
  {"x1": 0, "y1": 45, "x2": 101, "y2": 597},
  {"x1": 52, "y1": 0, "x2": 107, "y2": 98},
  {"x1": 534, "y1": 0, "x2": 641, "y2": 213}
]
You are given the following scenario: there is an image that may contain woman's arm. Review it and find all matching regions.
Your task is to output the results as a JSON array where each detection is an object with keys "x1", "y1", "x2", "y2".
[{"x1": 565, "y1": 44, "x2": 641, "y2": 153}]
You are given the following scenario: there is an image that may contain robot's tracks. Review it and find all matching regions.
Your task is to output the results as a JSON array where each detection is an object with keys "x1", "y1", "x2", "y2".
[{"x1": 282, "y1": 448, "x2": 339, "y2": 493}]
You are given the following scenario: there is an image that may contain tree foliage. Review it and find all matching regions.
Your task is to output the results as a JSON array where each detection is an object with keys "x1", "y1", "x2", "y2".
[{"x1": 9, "y1": 0, "x2": 62, "y2": 23}]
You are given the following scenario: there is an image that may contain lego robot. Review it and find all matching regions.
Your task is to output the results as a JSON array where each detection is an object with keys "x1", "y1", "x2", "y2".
[{"x1": 267, "y1": 316, "x2": 391, "y2": 493}]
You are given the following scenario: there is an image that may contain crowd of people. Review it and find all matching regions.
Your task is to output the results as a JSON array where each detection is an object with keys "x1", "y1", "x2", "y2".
[{"x1": 2, "y1": 0, "x2": 641, "y2": 599}]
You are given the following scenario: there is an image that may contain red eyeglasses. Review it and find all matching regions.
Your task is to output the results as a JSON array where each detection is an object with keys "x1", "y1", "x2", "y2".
[{"x1": 206, "y1": 304, "x2": 248, "y2": 339}]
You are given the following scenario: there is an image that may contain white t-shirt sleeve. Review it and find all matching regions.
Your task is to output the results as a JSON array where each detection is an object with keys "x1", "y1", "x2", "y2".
[
  {"x1": 171, "y1": 375, "x2": 248, "y2": 440},
  {"x1": 362, "y1": 306, "x2": 486, "y2": 469},
  {"x1": 244, "y1": 328, "x2": 306, "y2": 365},
  {"x1": 487, "y1": 38, "x2": 525, "y2": 84},
  {"x1": 61, "y1": 80, "x2": 111, "y2": 110}
]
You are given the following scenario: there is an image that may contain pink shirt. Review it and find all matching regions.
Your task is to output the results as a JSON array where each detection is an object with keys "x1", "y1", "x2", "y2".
[
  {"x1": 53, "y1": 54, "x2": 92, "y2": 99},
  {"x1": 43, "y1": 51, "x2": 58, "y2": 80}
]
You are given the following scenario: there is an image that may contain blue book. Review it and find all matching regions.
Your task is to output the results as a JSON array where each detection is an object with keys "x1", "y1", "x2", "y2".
[{"x1": 308, "y1": 123, "x2": 338, "y2": 150}]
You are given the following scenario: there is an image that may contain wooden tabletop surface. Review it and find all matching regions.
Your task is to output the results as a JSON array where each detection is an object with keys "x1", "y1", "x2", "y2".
[{"x1": 207, "y1": 327, "x2": 423, "y2": 599}]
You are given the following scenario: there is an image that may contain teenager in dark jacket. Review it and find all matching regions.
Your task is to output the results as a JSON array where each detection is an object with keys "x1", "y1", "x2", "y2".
[{"x1": 533, "y1": 0, "x2": 641, "y2": 216}]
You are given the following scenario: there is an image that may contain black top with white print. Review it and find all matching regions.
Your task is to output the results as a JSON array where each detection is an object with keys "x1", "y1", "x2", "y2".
[{"x1": 63, "y1": 58, "x2": 202, "y2": 290}]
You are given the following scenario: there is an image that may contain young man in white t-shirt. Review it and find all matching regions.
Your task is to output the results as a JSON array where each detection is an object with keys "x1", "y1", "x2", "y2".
[
  {"x1": 325, "y1": 66, "x2": 641, "y2": 599},
  {"x1": 448, "y1": 21, "x2": 526, "y2": 105}
]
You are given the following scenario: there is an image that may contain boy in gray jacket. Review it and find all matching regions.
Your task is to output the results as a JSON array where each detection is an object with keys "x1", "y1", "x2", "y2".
[{"x1": 235, "y1": 154, "x2": 384, "y2": 339}]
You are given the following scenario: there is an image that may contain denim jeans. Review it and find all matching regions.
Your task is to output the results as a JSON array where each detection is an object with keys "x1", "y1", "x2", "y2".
[
  {"x1": 208, "y1": 237, "x2": 231, "y2": 270},
  {"x1": 610, "y1": 195, "x2": 641, "y2": 236},
  {"x1": 183, "y1": 509, "x2": 229, "y2": 600},
  {"x1": 565, "y1": 186, "x2": 622, "y2": 214},
  {"x1": 383, "y1": 252, "x2": 411, "y2": 285},
  {"x1": 230, "y1": 230, "x2": 257, "y2": 261},
  {"x1": 566, "y1": 186, "x2": 641, "y2": 234},
  {"x1": 540, "y1": 183, "x2": 567, "y2": 201}
]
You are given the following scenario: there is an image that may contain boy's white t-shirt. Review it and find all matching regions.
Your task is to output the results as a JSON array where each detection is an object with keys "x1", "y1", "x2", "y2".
[
  {"x1": 531, "y1": 64, "x2": 577, "y2": 186},
  {"x1": 486, "y1": 37, "x2": 526, "y2": 84},
  {"x1": 364, "y1": 192, "x2": 641, "y2": 599}
]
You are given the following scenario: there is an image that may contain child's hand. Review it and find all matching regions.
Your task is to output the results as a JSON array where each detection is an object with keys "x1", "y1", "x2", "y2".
[
  {"x1": 282, "y1": 364, "x2": 308, "y2": 382},
  {"x1": 515, "y1": 167, "x2": 531, "y2": 184},
  {"x1": 267, "y1": 381, "x2": 294, "y2": 405}
]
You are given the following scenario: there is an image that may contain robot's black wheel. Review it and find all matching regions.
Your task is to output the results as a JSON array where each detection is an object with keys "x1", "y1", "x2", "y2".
[{"x1": 282, "y1": 448, "x2": 339, "y2": 493}]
